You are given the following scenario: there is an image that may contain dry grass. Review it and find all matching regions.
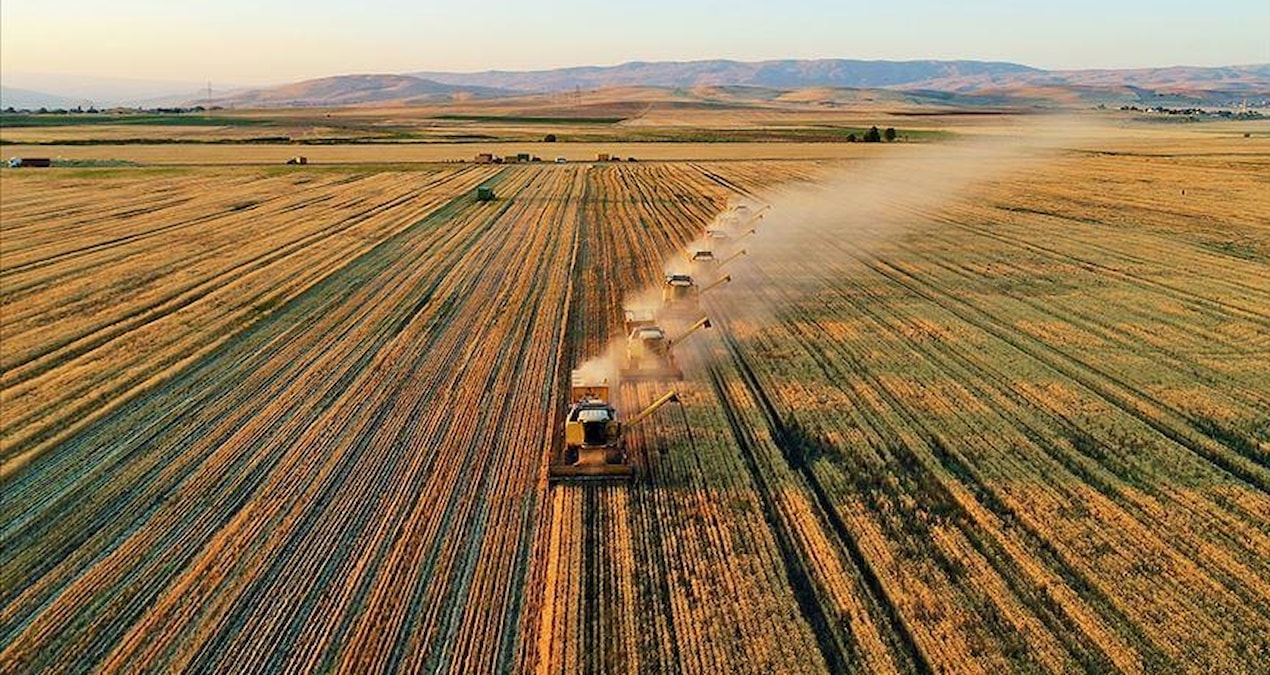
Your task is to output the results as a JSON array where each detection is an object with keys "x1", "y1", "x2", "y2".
[{"x1": 2, "y1": 117, "x2": 1267, "y2": 673}]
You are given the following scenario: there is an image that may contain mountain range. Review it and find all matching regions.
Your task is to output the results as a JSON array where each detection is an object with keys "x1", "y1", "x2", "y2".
[
  {"x1": 5, "y1": 59, "x2": 1267, "y2": 109},
  {"x1": 411, "y1": 59, "x2": 1045, "y2": 92}
]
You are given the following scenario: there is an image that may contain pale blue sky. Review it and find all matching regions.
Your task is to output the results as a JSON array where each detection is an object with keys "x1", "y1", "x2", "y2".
[{"x1": 2, "y1": 0, "x2": 1266, "y2": 85}]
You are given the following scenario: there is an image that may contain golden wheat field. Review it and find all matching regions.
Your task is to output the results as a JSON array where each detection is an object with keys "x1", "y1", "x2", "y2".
[{"x1": 2, "y1": 119, "x2": 1268, "y2": 673}]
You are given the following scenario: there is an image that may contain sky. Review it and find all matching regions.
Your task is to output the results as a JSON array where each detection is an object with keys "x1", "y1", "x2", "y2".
[{"x1": 2, "y1": 0, "x2": 1267, "y2": 89}]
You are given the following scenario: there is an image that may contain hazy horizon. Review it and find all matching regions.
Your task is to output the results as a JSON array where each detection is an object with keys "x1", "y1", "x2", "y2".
[{"x1": 3, "y1": 0, "x2": 1267, "y2": 89}]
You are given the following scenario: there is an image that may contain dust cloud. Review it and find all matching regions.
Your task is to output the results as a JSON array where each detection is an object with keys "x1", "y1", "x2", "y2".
[
  {"x1": 708, "y1": 115, "x2": 1108, "y2": 318},
  {"x1": 572, "y1": 337, "x2": 625, "y2": 392},
  {"x1": 602, "y1": 114, "x2": 1106, "y2": 383}
]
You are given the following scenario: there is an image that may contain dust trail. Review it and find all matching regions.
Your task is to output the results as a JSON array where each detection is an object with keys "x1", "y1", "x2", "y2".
[
  {"x1": 602, "y1": 115, "x2": 1102, "y2": 383},
  {"x1": 709, "y1": 115, "x2": 1108, "y2": 321},
  {"x1": 571, "y1": 338, "x2": 624, "y2": 392}
]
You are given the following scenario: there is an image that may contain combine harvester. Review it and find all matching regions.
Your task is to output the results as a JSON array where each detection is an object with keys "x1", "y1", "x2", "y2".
[
  {"x1": 704, "y1": 207, "x2": 761, "y2": 256},
  {"x1": 547, "y1": 203, "x2": 768, "y2": 485},
  {"x1": 661, "y1": 273, "x2": 730, "y2": 318},
  {"x1": 688, "y1": 248, "x2": 747, "y2": 274},
  {"x1": 720, "y1": 203, "x2": 770, "y2": 229},
  {"x1": 707, "y1": 203, "x2": 768, "y2": 238},
  {"x1": 688, "y1": 249, "x2": 717, "y2": 266},
  {"x1": 621, "y1": 316, "x2": 712, "y2": 381},
  {"x1": 548, "y1": 371, "x2": 682, "y2": 483}
]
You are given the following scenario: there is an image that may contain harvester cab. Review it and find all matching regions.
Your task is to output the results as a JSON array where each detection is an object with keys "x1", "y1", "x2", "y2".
[
  {"x1": 622, "y1": 325, "x2": 677, "y2": 380},
  {"x1": 549, "y1": 370, "x2": 681, "y2": 484},
  {"x1": 623, "y1": 308, "x2": 658, "y2": 334},
  {"x1": 688, "y1": 250, "x2": 719, "y2": 276},
  {"x1": 661, "y1": 274, "x2": 699, "y2": 315},
  {"x1": 620, "y1": 315, "x2": 713, "y2": 381}
]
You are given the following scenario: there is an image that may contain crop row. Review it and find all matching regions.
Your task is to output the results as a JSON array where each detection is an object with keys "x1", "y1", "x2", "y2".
[{"x1": 696, "y1": 150, "x2": 1269, "y2": 672}]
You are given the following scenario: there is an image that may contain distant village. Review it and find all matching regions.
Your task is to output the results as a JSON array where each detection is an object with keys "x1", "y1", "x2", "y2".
[
  {"x1": 1, "y1": 105, "x2": 220, "y2": 115},
  {"x1": 1116, "y1": 105, "x2": 1266, "y2": 120}
]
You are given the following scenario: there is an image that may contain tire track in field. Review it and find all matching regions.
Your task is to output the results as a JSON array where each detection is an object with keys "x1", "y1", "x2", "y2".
[
  {"x1": 705, "y1": 309, "x2": 932, "y2": 675},
  {"x1": 933, "y1": 206, "x2": 1270, "y2": 324},
  {"x1": 724, "y1": 262, "x2": 1181, "y2": 671},
  {"x1": 1, "y1": 169, "x2": 495, "y2": 471},
  {"x1": 855, "y1": 252, "x2": 1270, "y2": 488}
]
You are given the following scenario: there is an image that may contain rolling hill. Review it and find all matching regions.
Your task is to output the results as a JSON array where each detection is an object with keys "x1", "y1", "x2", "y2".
[
  {"x1": 209, "y1": 74, "x2": 517, "y2": 108},
  {"x1": 1, "y1": 86, "x2": 88, "y2": 110},
  {"x1": 204, "y1": 60, "x2": 1267, "y2": 110},
  {"x1": 411, "y1": 59, "x2": 1043, "y2": 92}
]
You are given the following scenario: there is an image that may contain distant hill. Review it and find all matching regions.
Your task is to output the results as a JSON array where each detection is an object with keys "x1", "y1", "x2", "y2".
[
  {"x1": 209, "y1": 74, "x2": 517, "y2": 108},
  {"x1": 411, "y1": 59, "x2": 1043, "y2": 92},
  {"x1": 96, "y1": 59, "x2": 1270, "y2": 110},
  {"x1": 890, "y1": 64, "x2": 1270, "y2": 105},
  {"x1": 405, "y1": 60, "x2": 1269, "y2": 107},
  {"x1": 1, "y1": 74, "x2": 231, "y2": 108},
  {"x1": 9, "y1": 60, "x2": 1265, "y2": 111},
  {"x1": 0, "y1": 86, "x2": 87, "y2": 110}
]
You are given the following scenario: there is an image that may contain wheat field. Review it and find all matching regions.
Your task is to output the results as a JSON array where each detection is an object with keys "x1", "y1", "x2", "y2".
[{"x1": 2, "y1": 121, "x2": 1267, "y2": 672}]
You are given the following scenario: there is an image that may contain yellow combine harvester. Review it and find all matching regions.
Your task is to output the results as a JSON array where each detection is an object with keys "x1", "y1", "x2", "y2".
[
  {"x1": 621, "y1": 316, "x2": 712, "y2": 381},
  {"x1": 690, "y1": 248, "x2": 747, "y2": 273},
  {"x1": 548, "y1": 371, "x2": 681, "y2": 483},
  {"x1": 688, "y1": 249, "x2": 717, "y2": 265},
  {"x1": 661, "y1": 273, "x2": 730, "y2": 317},
  {"x1": 720, "y1": 203, "x2": 770, "y2": 229}
]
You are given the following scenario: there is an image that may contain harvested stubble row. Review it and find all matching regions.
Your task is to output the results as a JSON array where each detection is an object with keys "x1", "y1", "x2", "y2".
[
  {"x1": 697, "y1": 150, "x2": 1270, "y2": 673},
  {"x1": 528, "y1": 161, "x2": 887, "y2": 674},
  {"x1": 1, "y1": 167, "x2": 498, "y2": 475},
  {"x1": 2, "y1": 164, "x2": 568, "y2": 672},
  {"x1": 1, "y1": 161, "x2": 826, "y2": 673},
  {"x1": 4, "y1": 148, "x2": 1266, "y2": 675}
]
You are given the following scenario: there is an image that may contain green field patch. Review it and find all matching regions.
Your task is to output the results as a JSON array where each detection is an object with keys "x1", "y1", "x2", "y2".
[
  {"x1": 49, "y1": 166, "x2": 193, "y2": 179},
  {"x1": 0, "y1": 113, "x2": 272, "y2": 128},
  {"x1": 431, "y1": 114, "x2": 625, "y2": 125}
]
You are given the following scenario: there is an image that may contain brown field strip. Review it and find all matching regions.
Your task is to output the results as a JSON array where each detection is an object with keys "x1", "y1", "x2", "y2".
[{"x1": 0, "y1": 142, "x2": 892, "y2": 165}]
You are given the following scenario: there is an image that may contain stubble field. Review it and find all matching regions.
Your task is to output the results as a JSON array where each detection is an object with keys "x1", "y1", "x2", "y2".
[{"x1": 2, "y1": 121, "x2": 1268, "y2": 673}]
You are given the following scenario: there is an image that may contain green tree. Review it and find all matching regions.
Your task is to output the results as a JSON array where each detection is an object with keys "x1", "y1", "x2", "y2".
[
  {"x1": 864, "y1": 126, "x2": 881, "y2": 142},
  {"x1": 884, "y1": 127, "x2": 897, "y2": 141}
]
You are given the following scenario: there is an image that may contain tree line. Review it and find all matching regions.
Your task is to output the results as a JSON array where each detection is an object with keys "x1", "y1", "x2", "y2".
[{"x1": 846, "y1": 126, "x2": 898, "y2": 143}]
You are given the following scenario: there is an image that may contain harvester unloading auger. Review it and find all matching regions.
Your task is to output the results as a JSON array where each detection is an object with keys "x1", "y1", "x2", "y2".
[
  {"x1": 548, "y1": 371, "x2": 682, "y2": 483},
  {"x1": 620, "y1": 315, "x2": 712, "y2": 381},
  {"x1": 716, "y1": 248, "x2": 746, "y2": 270}
]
